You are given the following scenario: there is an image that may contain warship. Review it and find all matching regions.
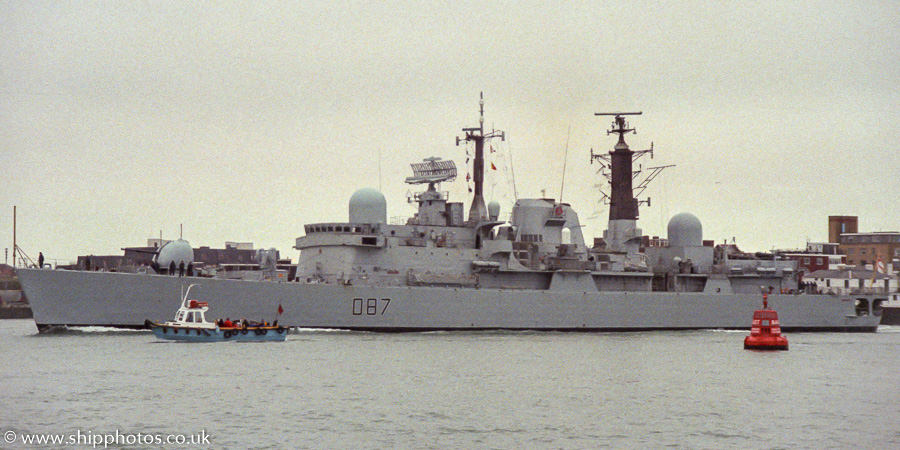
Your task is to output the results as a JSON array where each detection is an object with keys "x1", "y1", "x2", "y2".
[{"x1": 18, "y1": 99, "x2": 885, "y2": 332}]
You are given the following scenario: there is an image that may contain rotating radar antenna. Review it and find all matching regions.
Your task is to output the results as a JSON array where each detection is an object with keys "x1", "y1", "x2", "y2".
[{"x1": 405, "y1": 157, "x2": 457, "y2": 187}]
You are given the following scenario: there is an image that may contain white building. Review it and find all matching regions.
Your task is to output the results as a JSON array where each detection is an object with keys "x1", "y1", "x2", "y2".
[{"x1": 803, "y1": 268, "x2": 893, "y2": 295}]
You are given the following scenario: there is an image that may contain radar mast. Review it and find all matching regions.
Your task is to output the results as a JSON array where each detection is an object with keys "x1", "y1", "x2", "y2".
[
  {"x1": 457, "y1": 93, "x2": 504, "y2": 223},
  {"x1": 590, "y1": 112, "x2": 673, "y2": 253},
  {"x1": 594, "y1": 112, "x2": 642, "y2": 222}
]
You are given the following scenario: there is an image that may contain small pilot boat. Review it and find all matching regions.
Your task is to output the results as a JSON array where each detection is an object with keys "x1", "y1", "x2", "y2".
[{"x1": 145, "y1": 285, "x2": 288, "y2": 342}]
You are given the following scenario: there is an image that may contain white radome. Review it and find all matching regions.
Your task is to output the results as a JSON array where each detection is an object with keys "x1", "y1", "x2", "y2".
[
  {"x1": 349, "y1": 188, "x2": 387, "y2": 224},
  {"x1": 667, "y1": 212, "x2": 703, "y2": 247},
  {"x1": 156, "y1": 239, "x2": 194, "y2": 267}
]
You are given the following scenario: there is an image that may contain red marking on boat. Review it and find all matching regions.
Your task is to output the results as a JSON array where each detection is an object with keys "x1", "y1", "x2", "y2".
[{"x1": 744, "y1": 293, "x2": 789, "y2": 351}]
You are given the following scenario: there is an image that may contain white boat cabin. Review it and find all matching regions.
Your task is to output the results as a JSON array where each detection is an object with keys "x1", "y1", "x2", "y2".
[{"x1": 164, "y1": 285, "x2": 216, "y2": 329}]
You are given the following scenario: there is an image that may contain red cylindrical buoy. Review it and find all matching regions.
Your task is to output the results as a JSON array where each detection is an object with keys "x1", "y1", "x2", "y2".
[{"x1": 744, "y1": 293, "x2": 789, "y2": 351}]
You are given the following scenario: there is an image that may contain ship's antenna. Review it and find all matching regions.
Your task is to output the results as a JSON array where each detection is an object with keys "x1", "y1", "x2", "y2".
[
  {"x1": 559, "y1": 125, "x2": 571, "y2": 203},
  {"x1": 378, "y1": 147, "x2": 383, "y2": 191},
  {"x1": 590, "y1": 111, "x2": 674, "y2": 218},
  {"x1": 508, "y1": 140, "x2": 519, "y2": 201},
  {"x1": 10, "y1": 205, "x2": 37, "y2": 268},
  {"x1": 12, "y1": 206, "x2": 16, "y2": 268},
  {"x1": 591, "y1": 112, "x2": 642, "y2": 223},
  {"x1": 457, "y1": 92, "x2": 504, "y2": 222}
]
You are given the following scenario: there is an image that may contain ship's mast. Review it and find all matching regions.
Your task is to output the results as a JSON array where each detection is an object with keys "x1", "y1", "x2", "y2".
[
  {"x1": 596, "y1": 112, "x2": 641, "y2": 222},
  {"x1": 591, "y1": 112, "x2": 644, "y2": 253},
  {"x1": 590, "y1": 112, "x2": 674, "y2": 253},
  {"x1": 457, "y1": 93, "x2": 504, "y2": 222},
  {"x1": 12, "y1": 206, "x2": 16, "y2": 268}
]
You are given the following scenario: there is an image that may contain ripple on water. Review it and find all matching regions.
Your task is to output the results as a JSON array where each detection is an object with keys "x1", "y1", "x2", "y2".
[{"x1": 0, "y1": 319, "x2": 896, "y2": 448}]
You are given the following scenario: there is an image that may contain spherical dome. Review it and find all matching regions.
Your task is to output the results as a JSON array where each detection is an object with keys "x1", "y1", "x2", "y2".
[
  {"x1": 349, "y1": 188, "x2": 387, "y2": 224},
  {"x1": 155, "y1": 239, "x2": 194, "y2": 267},
  {"x1": 488, "y1": 200, "x2": 501, "y2": 221},
  {"x1": 667, "y1": 212, "x2": 703, "y2": 247}
]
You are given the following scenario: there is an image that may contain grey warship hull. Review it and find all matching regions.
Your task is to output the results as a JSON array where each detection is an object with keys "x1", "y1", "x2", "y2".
[
  {"x1": 18, "y1": 107, "x2": 887, "y2": 333},
  {"x1": 17, "y1": 269, "x2": 881, "y2": 332}
]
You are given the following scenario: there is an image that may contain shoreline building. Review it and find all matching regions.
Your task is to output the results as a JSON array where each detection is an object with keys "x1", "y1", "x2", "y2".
[
  {"x1": 63, "y1": 240, "x2": 271, "y2": 273},
  {"x1": 828, "y1": 216, "x2": 900, "y2": 273},
  {"x1": 803, "y1": 267, "x2": 893, "y2": 296}
]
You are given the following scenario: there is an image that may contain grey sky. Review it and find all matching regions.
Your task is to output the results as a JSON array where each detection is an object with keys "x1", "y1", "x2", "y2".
[{"x1": 2, "y1": 1, "x2": 898, "y2": 264}]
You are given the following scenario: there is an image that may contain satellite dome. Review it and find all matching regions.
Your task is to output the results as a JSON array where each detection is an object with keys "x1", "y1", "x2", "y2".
[
  {"x1": 667, "y1": 212, "x2": 703, "y2": 247},
  {"x1": 349, "y1": 188, "x2": 387, "y2": 224},
  {"x1": 488, "y1": 200, "x2": 501, "y2": 221},
  {"x1": 155, "y1": 239, "x2": 194, "y2": 267}
]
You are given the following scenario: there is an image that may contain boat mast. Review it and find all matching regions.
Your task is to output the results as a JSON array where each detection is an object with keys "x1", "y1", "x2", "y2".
[
  {"x1": 12, "y1": 206, "x2": 16, "y2": 268},
  {"x1": 596, "y1": 112, "x2": 641, "y2": 222},
  {"x1": 591, "y1": 112, "x2": 643, "y2": 253},
  {"x1": 457, "y1": 93, "x2": 504, "y2": 222},
  {"x1": 591, "y1": 112, "x2": 674, "y2": 253}
]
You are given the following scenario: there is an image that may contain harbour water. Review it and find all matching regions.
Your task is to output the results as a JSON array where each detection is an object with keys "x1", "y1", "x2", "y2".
[{"x1": 1, "y1": 319, "x2": 898, "y2": 449}]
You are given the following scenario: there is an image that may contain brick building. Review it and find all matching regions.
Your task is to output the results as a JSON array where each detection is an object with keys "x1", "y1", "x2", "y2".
[
  {"x1": 779, "y1": 253, "x2": 843, "y2": 274},
  {"x1": 827, "y1": 215, "x2": 900, "y2": 272},
  {"x1": 829, "y1": 216, "x2": 858, "y2": 244},
  {"x1": 839, "y1": 232, "x2": 900, "y2": 269}
]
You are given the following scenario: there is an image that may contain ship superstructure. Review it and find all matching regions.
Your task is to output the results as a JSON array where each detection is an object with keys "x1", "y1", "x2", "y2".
[
  {"x1": 17, "y1": 98, "x2": 885, "y2": 332},
  {"x1": 295, "y1": 97, "x2": 593, "y2": 291},
  {"x1": 291, "y1": 107, "x2": 813, "y2": 299}
]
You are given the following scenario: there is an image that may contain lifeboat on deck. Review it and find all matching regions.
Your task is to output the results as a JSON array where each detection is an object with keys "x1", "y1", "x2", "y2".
[{"x1": 744, "y1": 294, "x2": 789, "y2": 351}]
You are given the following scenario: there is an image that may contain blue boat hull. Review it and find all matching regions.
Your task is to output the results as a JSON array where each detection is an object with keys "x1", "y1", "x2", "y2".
[{"x1": 150, "y1": 325, "x2": 288, "y2": 342}]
